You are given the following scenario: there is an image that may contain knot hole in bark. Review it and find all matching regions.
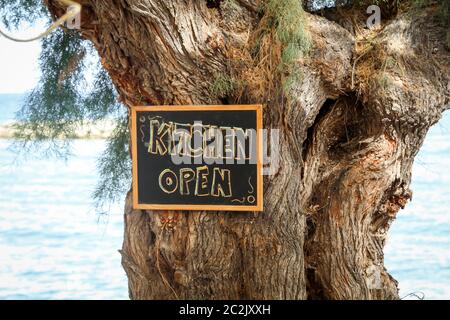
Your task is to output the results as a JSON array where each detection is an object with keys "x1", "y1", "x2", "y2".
[{"x1": 206, "y1": 0, "x2": 223, "y2": 9}]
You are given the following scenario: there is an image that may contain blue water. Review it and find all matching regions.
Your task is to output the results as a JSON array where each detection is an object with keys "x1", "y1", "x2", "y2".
[
  {"x1": 385, "y1": 113, "x2": 450, "y2": 299},
  {"x1": 0, "y1": 138, "x2": 128, "y2": 299},
  {"x1": 0, "y1": 94, "x2": 24, "y2": 123},
  {"x1": 0, "y1": 94, "x2": 449, "y2": 299}
]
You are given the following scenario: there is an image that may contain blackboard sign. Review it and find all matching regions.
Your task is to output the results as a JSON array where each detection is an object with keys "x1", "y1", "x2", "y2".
[{"x1": 131, "y1": 105, "x2": 263, "y2": 211}]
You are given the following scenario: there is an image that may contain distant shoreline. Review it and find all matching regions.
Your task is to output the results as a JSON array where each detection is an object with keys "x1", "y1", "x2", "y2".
[{"x1": 0, "y1": 120, "x2": 115, "y2": 140}]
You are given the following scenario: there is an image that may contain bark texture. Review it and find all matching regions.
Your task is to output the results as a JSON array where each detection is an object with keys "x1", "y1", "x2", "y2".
[{"x1": 47, "y1": 1, "x2": 450, "y2": 299}]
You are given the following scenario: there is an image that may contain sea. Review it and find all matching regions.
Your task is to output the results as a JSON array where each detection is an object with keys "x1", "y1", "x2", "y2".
[{"x1": 0, "y1": 93, "x2": 449, "y2": 299}]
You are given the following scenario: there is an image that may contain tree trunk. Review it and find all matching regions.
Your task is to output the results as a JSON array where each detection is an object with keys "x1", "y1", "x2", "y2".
[{"x1": 47, "y1": 1, "x2": 449, "y2": 299}]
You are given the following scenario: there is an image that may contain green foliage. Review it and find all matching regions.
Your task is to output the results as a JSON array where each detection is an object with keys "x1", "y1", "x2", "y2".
[
  {"x1": 13, "y1": 30, "x2": 86, "y2": 148},
  {"x1": 282, "y1": 67, "x2": 303, "y2": 94},
  {"x1": 383, "y1": 56, "x2": 398, "y2": 70},
  {"x1": 267, "y1": 0, "x2": 311, "y2": 54},
  {"x1": 3, "y1": 1, "x2": 128, "y2": 209},
  {"x1": 93, "y1": 116, "x2": 131, "y2": 211},
  {"x1": 439, "y1": 0, "x2": 450, "y2": 45},
  {"x1": 412, "y1": 0, "x2": 450, "y2": 45},
  {"x1": 0, "y1": 0, "x2": 48, "y2": 28},
  {"x1": 222, "y1": 0, "x2": 240, "y2": 10},
  {"x1": 377, "y1": 73, "x2": 392, "y2": 88},
  {"x1": 412, "y1": 0, "x2": 444, "y2": 7},
  {"x1": 412, "y1": 0, "x2": 429, "y2": 7},
  {"x1": 262, "y1": 0, "x2": 311, "y2": 95},
  {"x1": 353, "y1": 0, "x2": 401, "y2": 6},
  {"x1": 211, "y1": 73, "x2": 237, "y2": 97}
]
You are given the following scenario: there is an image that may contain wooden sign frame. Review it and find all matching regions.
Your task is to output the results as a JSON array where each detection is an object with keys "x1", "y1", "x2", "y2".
[{"x1": 131, "y1": 105, "x2": 264, "y2": 212}]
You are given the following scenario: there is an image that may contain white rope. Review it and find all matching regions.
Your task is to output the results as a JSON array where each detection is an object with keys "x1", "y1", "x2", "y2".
[{"x1": 0, "y1": 0, "x2": 81, "y2": 43}]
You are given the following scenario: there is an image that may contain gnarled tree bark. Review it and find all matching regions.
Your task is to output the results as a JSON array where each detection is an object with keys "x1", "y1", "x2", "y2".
[{"x1": 46, "y1": 0, "x2": 449, "y2": 299}]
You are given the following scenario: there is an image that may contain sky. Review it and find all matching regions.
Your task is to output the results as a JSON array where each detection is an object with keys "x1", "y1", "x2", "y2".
[{"x1": 0, "y1": 25, "x2": 42, "y2": 94}]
